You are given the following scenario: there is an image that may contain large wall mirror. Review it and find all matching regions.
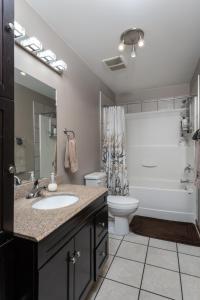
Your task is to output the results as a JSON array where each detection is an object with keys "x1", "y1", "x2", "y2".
[{"x1": 14, "y1": 68, "x2": 57, "y2": 184}]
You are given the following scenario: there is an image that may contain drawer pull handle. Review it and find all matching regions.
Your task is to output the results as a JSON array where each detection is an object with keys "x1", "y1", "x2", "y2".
[
  {"x1": 100, "y1": 251, "x2": 106, "y2": 257},
  {"x1": 69, "y1": 256, "x2": 76, "y2": 264},
  {"x1": 99, "y1": 222, "x2": 105, "y2": 228},
  {"x1": 75, "y1": 251, "x2": 81, "y2": 258}
]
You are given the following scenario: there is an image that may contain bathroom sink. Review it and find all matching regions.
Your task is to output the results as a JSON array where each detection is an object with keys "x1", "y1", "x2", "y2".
[{"x1": 32, "y1": 194, "x2": 79, "y2": 210}]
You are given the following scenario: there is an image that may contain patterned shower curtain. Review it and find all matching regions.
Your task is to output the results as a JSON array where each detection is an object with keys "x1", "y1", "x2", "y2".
[{"x1": 102, "y1": 106, "x2": 129, "y2": 195}]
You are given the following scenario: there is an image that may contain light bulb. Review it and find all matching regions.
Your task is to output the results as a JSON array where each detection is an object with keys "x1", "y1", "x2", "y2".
[
  {"x1": 21, "y1": 37, "x2": 43, "y2": 52},
  {"x1": 14, "y1": 21, "x2": 25, "y2": 38},
  {"x1": 37, "y1": 50, "x2": 56, "y2": 63},
  {"x1": 50, "y1": 60, "x2": 67, "y2": 72},
  {"x1": 138, "y1": 36, "x2": 145, "y2": 47},
  {"x1": 20, "y1": 71, "x2": 26, "y2": 76},
  {"x1": 118, "y1": 40, "x2": 125, "y2": 52},
  {"x1": 131, "y1": 45, "x2": 136, "y2": 58}
]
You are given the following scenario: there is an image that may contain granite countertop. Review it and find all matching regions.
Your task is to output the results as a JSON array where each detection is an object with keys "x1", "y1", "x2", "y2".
[{"x1": 14, "y1": 184, "x2": 107, "y2": 242}]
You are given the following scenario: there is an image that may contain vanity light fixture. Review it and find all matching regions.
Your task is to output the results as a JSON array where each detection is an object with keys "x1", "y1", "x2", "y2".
[
  {"x1": 20, "y1": 37, "x2": 43, "y2": 52},
  {"x1": 14, "y1": 21, "x2": 25, "y2": 38},
  {"x1": 50, "y1": 60, "x2": 67, "y2": 72},
  {"x1": 118, "y1": 28, "x2": 145, "y2": 58},
  {"x1": 14, "y1": 21, "x2": 67, "y2": 75},
  {"x1": 37, "y1": 50, "x2": 56, "y2": 63}
]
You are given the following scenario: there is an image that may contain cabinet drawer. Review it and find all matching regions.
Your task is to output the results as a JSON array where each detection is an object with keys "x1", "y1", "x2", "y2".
[
  {"x1": 95, "y1": 205, "x2": 108, "y2": 247},
  {"x1": 95, "y1": 234, "x2": 108, "y2": 279}
]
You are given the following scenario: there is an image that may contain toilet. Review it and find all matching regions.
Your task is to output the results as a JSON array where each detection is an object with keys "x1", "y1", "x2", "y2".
[
  {"x1": 108, "y1": 195, "x2": 139, "y2": 235},
  {"x1": 84, "y1": 172, "x2": 139, "y2": 235}
]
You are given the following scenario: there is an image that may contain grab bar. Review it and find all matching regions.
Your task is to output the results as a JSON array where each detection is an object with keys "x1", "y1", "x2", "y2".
[{"x1": 142, "y1": 165, "x2": 157, "y2": 168}]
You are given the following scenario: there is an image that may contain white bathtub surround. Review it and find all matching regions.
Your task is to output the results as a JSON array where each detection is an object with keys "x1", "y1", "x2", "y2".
[
  {"x1": 126, "y1": 109, "x2": 196, "y2": 222},
  {"x1": 102, "y1": 106, "x2": 129, "y2": 195},
  {"x1": 129, "y1": 183, "x2": 196, "y2": 222}
]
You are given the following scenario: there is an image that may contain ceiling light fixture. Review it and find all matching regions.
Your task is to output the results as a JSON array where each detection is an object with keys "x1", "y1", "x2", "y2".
[
  {"x1": 20, "y1": 37, "x2": 43, "y2": 52},
  {"x1": 14, "y1": 21, "x2": 25, "y2": 38},
  {"x1": 37, "y1": 50, "x2": 56, "y2": 63},
  {"x1": 118, "y1": 28, "x2": 144, "y2": 58}
]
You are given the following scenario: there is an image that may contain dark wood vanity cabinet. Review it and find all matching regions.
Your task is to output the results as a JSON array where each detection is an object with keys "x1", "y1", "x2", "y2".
[
  {"x1": 0, "y1": 0, "x2": 14, "y2": 233},
  {"x1": 38, "y1": 238, "x2": 74, "y2": 300},
  {"x1": 0, "y1": 98, "x2": 14, "y2": 232},
  {"x1": 16, "y1": 195, "x2": 108, "y2": 300},
  {"x1": 38, "y1": 221, "x2": 94, "y2": 300},
  {"x1": 0, "y1": 0, "x2": 15, "y2": 299},
  {"x1": 0, "y1": 0, "x2": 14, "y2": 100}
]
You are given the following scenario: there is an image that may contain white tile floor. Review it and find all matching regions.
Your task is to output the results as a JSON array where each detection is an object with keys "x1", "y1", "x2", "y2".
[{"x1": 86, "y1": 232, "x2": 200, "y2": 300}]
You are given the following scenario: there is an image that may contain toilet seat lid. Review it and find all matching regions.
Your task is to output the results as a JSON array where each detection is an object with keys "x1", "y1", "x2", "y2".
[{"x1": 107, "y1": 195, "x2": 139, "y2": 205}]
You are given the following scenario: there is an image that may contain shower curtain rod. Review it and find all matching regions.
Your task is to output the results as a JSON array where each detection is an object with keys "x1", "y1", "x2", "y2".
[{"x1": 116, "y1": 96, "x2": 192, "y2": 107}]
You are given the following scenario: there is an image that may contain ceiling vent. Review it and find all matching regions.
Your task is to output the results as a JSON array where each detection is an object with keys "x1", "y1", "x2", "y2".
[{"x1": 102, "y1": 55, "x2": 126, "y2": 71}]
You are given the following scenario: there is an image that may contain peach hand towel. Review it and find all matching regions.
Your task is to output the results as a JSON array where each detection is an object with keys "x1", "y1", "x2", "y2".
[
  {"x1": 68, "y1": 137, "x2": 78, "y2": 173},
  {"x1": 64, "y1": 139, "x2": 70, "y2": 169}
]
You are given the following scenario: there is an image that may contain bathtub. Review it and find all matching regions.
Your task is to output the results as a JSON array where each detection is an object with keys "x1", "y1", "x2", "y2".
[{"x1": 129, "y1": 179, "x2": 197, "y2": 223}]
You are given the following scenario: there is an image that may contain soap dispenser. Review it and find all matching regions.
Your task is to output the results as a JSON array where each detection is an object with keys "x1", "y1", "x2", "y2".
[
  {"x1": 48, "y1": 172, "x2": 57, "y2": 192},
  {"x1": 29, "y1": 171, "x2": 35, "y2": 182}
]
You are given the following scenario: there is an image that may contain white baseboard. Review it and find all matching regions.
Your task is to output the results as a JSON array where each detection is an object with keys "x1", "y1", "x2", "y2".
[{"x1": 136, "y1": 207, "x2": 196, "y2": 223}]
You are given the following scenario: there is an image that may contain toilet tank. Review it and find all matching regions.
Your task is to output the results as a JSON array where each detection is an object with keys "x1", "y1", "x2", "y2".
[{"x1": 84, "y1": 172, "x2": 107, "y2": 187}]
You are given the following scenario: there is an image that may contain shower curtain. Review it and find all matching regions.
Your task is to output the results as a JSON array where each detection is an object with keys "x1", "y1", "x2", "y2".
[{"x1": 102, "y1": 106, "x2": 129, "y2": 195}]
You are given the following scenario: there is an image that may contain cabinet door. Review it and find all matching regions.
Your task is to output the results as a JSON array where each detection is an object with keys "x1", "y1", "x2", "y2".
[
  {"x1": 0, "y1": 98, "x2": 14, "y2": 232},
  {"x1": 0, "y1": 0, "x2": 14, "y2": 100},
  {"x1": 74, "y1": 222, "x2": 94, "y2": 300},
  {"x1": 38, "y1": 239, "x2": 74, "y2": 300}
]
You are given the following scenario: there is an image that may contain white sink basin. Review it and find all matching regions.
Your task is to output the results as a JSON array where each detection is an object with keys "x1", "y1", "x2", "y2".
[{"x1": 32, "y1": 194, "x2": 79, "y2": 210}]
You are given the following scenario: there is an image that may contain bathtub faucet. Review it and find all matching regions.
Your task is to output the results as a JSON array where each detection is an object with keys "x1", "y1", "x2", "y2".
[
  {"x1": 180, "y1": 179, "x2": 192, "y2": 184},
  {"x1": 184, "y1": 164, "x2": 193, "y2": 173}
]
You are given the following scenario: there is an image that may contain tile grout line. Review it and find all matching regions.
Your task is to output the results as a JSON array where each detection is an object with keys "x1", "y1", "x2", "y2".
[
  {"x1": 105, "y1": 277, "x2": 174, "y2": 300},
  {"x1": 92, "y1": 277, "x2": 105, "y2": 300},
  {"x1": 113, "y1": 254, "x2": 180, "y2": 274},
  {"x1": 94, "y1": 235, "x2": 124, "y2": 299},
  {"x1": 110, "y1": 236, "x2": 178, "y2": 253},
  {"x1": 137, "y1": 237, "x2": 150, "y2": 300},
  {"x1": 178, "y1": 251, "x2": 200, "y2": 259},
  {"x1": 176, "y1": 243, "x2": 184, "y2": 300},
  {"x1": 98, "y1": 234, "x2": 200, "y2": 300},
  {"x1": 140, "y1": 288, "x2": 174, "y2": 300}
]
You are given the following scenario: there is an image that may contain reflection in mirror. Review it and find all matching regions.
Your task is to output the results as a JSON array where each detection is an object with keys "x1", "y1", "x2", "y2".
[{"x1": 14, "y1": 68, "x2": 57, "y2": 184}]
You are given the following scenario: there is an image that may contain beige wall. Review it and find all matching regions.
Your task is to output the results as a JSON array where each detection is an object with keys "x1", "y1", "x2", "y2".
[
  {"x1": 15, "y1": 0, "x2": 115, "y2": 184},
  {"x1": 116, "y1": 83, "x2": 189, "y2": 104},
  {"x1": 190, "y1": 58, "x2": 200, "y2": 96}
]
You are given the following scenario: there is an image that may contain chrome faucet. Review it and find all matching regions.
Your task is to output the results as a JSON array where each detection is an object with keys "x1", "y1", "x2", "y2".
[
  {"x1": 14, "y1": 175, "x2": 22, "y2": 186},
  {"x1": 26, "y1": 180, "x2": 47, "y2": 199}
]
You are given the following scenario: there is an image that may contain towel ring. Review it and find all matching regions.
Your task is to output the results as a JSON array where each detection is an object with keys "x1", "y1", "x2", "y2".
[{"x1": 64, "y1": 129, "x2": 75, "y2": 138}]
